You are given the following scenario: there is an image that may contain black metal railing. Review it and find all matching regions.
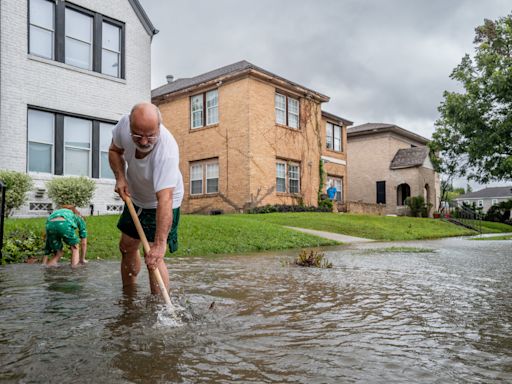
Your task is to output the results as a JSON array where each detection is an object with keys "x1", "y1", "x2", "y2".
[{"x1": 443, "y1": 203, "x2": 483, "y2": 233}]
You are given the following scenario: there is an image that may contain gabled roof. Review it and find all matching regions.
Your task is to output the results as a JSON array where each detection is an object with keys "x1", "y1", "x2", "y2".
[
  {"x1": 152, "y1": 60, "x2": 330, "y2": 102},
  {"x1": 321, "y1": 111, "x2": 353, "y2": 127},
  {"x1": 347, "y1": 123, "x2": 429, "y2": 145},
  {"x1": 128, "y1": 0, "x2": 158, "y2": 37},
  {"x1": 390, "y1": 146, "x2": 430, "y2": 169},
  {"x1": 454, "y1": 186, "x2": 512, "y2": 200}
]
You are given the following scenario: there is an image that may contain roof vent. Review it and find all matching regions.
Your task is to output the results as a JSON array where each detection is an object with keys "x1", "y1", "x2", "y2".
[{"x1": 166, "y1": 75, "x2": 174, "y2": 83}]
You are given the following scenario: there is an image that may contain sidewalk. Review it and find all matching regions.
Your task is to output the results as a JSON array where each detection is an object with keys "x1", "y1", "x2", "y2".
[{"x1": 285, "y1": 226, "x2": 374, "y2": 243}]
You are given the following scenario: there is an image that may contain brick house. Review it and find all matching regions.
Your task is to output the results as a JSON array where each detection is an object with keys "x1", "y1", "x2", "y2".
[
  {"x1": 0, "y1": 0, "x2": 157, "y2": 217},
  {"x1": 347, "y1": 123, "x2": 440, "y2": 216},
  {"x1": 152, "y1": 61, "x2": 352, "y2": 214}
]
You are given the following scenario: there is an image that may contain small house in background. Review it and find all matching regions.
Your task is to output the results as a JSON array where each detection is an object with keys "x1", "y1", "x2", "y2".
[
  {"x1": 0, "y1": 0, "x2": 157, "y2": 217},
  {"x1": 152, "y1": 60, "x2": 352, "y2": 214},
  {"x1": 346, "y1": 123, "x2": 440, "y2": 216},
  {"x1": 453, "y1": 186, "x2": 512, "y2": 213}
]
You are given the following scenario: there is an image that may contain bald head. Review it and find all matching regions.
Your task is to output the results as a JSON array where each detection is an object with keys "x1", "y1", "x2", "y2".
[{"x1": 129, "y1": 102, "x2": 161, "y2": 134}]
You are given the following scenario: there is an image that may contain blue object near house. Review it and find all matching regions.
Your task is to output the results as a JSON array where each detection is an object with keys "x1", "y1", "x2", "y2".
[{"x1": 327, "y1": 185, "x2": 337, "y2": 200}]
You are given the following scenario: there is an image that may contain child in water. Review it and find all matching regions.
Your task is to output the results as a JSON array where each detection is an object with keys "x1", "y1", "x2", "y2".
[{"x1": 43, "y1": 205, "x2": 88, "y2": 267}]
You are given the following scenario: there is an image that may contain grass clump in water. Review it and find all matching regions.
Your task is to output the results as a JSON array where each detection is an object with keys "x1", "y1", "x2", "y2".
[
  {"x1": 294, "y1": 249, "x2": 332, "y2": 268},
  {"x1": 470, "y1": 234, "x2": 512, "y2": 241}
]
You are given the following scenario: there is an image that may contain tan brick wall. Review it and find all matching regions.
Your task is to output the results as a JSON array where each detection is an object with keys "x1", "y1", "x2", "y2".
[{"x1": 157, "y1": 75, "x2": 349, "y2": 213}]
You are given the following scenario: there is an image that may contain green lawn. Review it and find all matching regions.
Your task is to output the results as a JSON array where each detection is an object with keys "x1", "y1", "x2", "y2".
[
  {"x1": 4, "y1": 212, "x2": 511, "y2": 261},
  {"x1": 237, "y1": 212, "x2": 481, "y2": 241}
]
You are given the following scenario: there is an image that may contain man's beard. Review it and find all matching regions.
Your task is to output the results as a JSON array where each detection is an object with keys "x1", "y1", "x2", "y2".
[{"x1": 135, "y1": 142, "x2": 155, "y2": 153}]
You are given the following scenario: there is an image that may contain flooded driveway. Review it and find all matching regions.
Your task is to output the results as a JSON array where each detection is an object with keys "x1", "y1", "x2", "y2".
[{"x1": 0, "y1": 236, "x2": 511, "y2": 383}]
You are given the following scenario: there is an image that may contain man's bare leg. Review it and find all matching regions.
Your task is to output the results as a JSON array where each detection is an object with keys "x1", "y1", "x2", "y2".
[{"x1": 119, "y1": 233, "x2": 142, "y2": 287}]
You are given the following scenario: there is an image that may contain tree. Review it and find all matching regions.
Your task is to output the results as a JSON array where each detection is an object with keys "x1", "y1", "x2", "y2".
[{"x1": 429, "y1": 14, "x2": 512, "y2": 184}]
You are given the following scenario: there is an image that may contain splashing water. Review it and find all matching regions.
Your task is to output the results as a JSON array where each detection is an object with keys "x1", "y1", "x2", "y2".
[{"x1": 155, "y1": 300, "x2": 185, "y2": 327}]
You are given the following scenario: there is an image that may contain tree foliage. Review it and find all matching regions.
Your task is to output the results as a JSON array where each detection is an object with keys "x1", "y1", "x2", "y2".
[
  {"x1": 46, "y1": 176, "x2": 96, "y2": 208},
  {"x1": 429, "y1": 14, "x2": 512, "y2": 183},
  {"x1": 0, "y1": 170, "x2": 33, "y2": 216}
]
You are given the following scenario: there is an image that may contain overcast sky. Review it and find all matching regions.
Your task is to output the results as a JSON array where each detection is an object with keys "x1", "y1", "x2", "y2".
[{"x1": 138, "y1": 0, "x2": 511, "y2": 189}]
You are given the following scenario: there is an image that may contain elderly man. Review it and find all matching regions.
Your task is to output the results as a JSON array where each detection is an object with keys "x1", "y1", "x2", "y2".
[{"x1": 109, "y1": 102, "x2": 183, "y2": 294}]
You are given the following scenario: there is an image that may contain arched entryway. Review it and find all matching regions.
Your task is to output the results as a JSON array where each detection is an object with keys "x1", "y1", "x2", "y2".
[{"x1": 397, "y1": 183, "x2": 411, "y2": 206}]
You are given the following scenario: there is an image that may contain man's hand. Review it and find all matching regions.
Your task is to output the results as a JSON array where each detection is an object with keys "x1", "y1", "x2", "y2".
[
  {"x1": 115, "y1": 179, "x2": 130, "y2": 200},
  {"x1": 145, "y1": 242, "x2": 166, "y2": 270}
]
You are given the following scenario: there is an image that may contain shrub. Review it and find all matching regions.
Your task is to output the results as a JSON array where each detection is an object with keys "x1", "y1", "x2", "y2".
[
  {"x1": 248, "y1": 204, "x2": 331, "y2": 214},
  {"x1": 294, "y1": 249, "x2": 332, "y2": 268},
  {"x1": 47, "y1": 176, "x2": 96, "y2": 208},
  {"x1": 318, "y1": 198, "x2": 333, "y2": 211},
  {"x1": 404, "y1": 195, "x2": 431, "y2": 217},
  {"x1": 0, "y1": 170, "x2": 34, "y2": 216},
  {"x1": 2, "y1": 228, "x2": 45, "y2": 264},
  {"x1": 485, "y1": 200, "x2": 512, "y2": 223}
]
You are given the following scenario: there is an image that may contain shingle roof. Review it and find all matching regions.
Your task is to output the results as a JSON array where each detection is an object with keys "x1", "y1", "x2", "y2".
[
  {"x1": 347, "y1": 123, "x2": 429, "y2": 144},
  {"x1": 455, "y1": 186, "x2": 512, "y2": 199},
  {"x1": 390, "y1": 146, "x2": 430, "y2": 169},
  {"x1": 321, "y1": 111, "x2": 353, "y2": 126},
  {"x1": 151, "y1": 60, "x2": 329, "y2": 101}
]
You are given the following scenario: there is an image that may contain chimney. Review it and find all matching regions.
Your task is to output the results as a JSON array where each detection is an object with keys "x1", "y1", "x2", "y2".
[{"x1": 166, "y1": 75, "x2": 174, "y2": 83}]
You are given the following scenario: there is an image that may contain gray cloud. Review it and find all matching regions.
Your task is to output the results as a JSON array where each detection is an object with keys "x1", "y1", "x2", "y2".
[{"x1": 139, "y1": 0, "x2": 510, "y2": 157}]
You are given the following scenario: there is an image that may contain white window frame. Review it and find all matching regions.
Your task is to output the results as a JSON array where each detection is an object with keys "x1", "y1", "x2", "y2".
[
  {"x1": 64, "y1": 7, "x2": 93, "y2": 70},
  {"x1": 276, "y1": 160, "x2": 301, "y2": 194},
  {"x1": 275, "y1": 93, "x2": 299, "y2": 129},
  {"x1": 190, "y1": 159, "x2": 219, "y2": 196},
  {"x1": 191, "y1": 89, "x2": 219, "y2": 129},
  {"x1": 101, "y1": 21, "x2": 121, "y2": 77}
]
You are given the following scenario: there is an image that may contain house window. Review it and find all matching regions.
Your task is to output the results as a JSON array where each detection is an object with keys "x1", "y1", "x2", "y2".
[
  {"x1": 275, "y1": 93, "x2": 299, "y2": 129},
  {"x1": 327, "y1": 176, "x2": 343, "y2": 201},
  {"x1": 101, "y1": 22, "x2": 121, "y2": 77},
  {"x1": 28, "y1": 0, "x2": 125, "y2": 78},
  {"x1": 64, "y1": 116, "x2": 91, "y2": 176},
  {"x1": 477, "y1": 200, "x2": 484, "y2": 208},
  {"x1": 29, "y1": 0, "x2": 55, "y2": 60},
  {"x1": 65, "y1": 8, "x2": 93, "y2": 70},
  {"x1": 190, "y1": 90, "x2": 218, "y2": 128},
  {"x1": 397, "y1": 183, "x2": 411, "y2": 206},
  {"x1": 28, "y1": 109, "x2": 54, "y2": 173},
  {"x1": 27, "y1": 107, "x2": 116, "y2": 178},
  {"x1": 326, "y1": 123, "x2": 342, "y2": 152},
  {"x1": 492, "y1": 199, "x2": 498, "y2": 206},
  {"x1": 190, "y1": 159, "x2": 219, "y2": 195},
  {"x1": 99, "y1": 123, "x2": 115, "y2": 179},
  {"x1": 376, "y1": 181, "x2": 386, "y2": 204},
  {"x1": 276, "y1": 160, "x2": 300, "y2": 194}
]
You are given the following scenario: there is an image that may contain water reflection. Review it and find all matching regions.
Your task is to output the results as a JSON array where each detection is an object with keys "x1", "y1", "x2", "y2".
[{"x1": 0, "y1": 237, "x2": 511, "y2": 383}]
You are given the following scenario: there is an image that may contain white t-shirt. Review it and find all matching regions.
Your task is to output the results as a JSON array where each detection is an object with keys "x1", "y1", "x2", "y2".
[{"x1": 112, "y1": 115, "x2": 184, "y2": 209}]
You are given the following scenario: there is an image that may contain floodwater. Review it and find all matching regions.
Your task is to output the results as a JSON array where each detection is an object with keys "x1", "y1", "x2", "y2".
[{"x1": 0, "y1": 236, "x2": 511, "y2": 383}]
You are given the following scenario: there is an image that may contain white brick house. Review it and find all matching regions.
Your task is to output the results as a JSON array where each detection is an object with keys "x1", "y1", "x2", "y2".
[{"x1": 0, "y1": 0, "x2": 157, "y2": 217}]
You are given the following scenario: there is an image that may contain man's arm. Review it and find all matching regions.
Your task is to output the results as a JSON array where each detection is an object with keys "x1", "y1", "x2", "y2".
[
  {"x1": 146, "y1": 188, "x2": 174, "y2": 269},
  {"x1": 108, "y1": 141, "x2": 129, "y2": 198}
]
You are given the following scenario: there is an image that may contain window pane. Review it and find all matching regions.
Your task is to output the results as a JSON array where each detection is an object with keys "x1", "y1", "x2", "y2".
[
  {"x1": 102, "y1": 49, "x2": 120, "y2": 77},
  {"x1": 191, "y1": 180, "x2": 202, "y2": 195},
  {"x1": 30, "y1": 0, "x2": 54, "y2": 29},
  {"x1": 65, "y1": 37, "x2": 92, "y2": 69},
  {"x1": 289, "y1": 165, "x2": 299, "y2": 179},
  {"x1": 289, "y1": 179, "x2": 299, "y2": 193},
  {"x1": 206, "y1": 90, "x2": 218, "y2": 125},
  {"x1": 65, "y1": 148, "x2": 89, "y2": 176},
  {"x1": 206, "y1": 178, "x2": 218, "y2": 193},
  {"x1": 102, "y1": 22, "x2": 120, "y2": 51},
  {"x1": 276, "y1": 109, "x2": 286, "y2": 125},
  {"x1": 275, "y1": 94, "x2": 286, "y2": 109},
  {"x1": 64, "y1": 116, "x2": 91, "y2": 148},
  {"x1": 29, "y1": 26, "x2": 53, "y2": 59},
  {"x1": 192, "y1": 111, "x2": 203, "y2": 128},
  {"x1": 276, "y1": 163, "x2": 286, "y2": 178},
  {"x1": 206, "y1": 90, "x2": 218, "y2": 107},
  {"x1": 276, "y1": 163, "x2": 286, "y2": 193},
  {"x1": 276, "y1": 178, "x2": 286, "y2": 193},
  {"x1": 288, "y1": 98, "x2": 299, "y2": 114},
  {"x1": 275, "y1": 94, "x2": 286, "y2": 124},
  {"x1": 99, "y1": 123, "x2": 114, "y2": 151},
  {"x1": 28, "y1": 109, "x2": 54, "y2": 143},
  {"x1": 65, "y1": 8, "x2": 92, "y2": 42},
  {"x1": 288, "y1": 113, "x2": 299, "y2": 128},
  {"x1": 334, "y1": 125, "x2": 342, "y2": 151},
  {"x1": 190, "y1": 164, "x2": 202, "y2": 180},
  {"x1": 28, "y1": 142, "x2": 52, "y2": 173},
  {"x1": 191, "y1": 95, "x2": 203, "y2": 128},
  {"x1": 100, "y1": 152, "x2": 114, "y2": 179},
  {"x1": 206, "y1": 163, "x2": 219, "y2": 178},
  {"x1": 326, "y1": 123, "x2": 333, "y2": 149}
]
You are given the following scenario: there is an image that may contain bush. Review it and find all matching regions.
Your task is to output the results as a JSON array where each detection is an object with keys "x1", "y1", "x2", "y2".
[
  {"x1": 248, "y1": 204, "x2": 331, "y2": 214},
  {"x1": 485, "y1": 200, "x2": 512, "y2": 223},
  {"x1": 2, "y1": 228, "x2": 45, "y2": 264},
  {"x1": 318, "y1": 198, "x2": 333, "y2": 211},
  {"x1": 0, "y1": 170, "x2": 34, "y2": 216},
  {"x1": 47, "y1": 176, "x2": 96, "y2": 208},
  {"x1": 404, "y1": 195, "x2": 431, "y2": 217}
]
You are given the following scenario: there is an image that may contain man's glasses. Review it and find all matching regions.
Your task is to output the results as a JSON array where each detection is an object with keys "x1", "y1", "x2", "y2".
[{"x1": 130, "y1": 132, "x2": 159, "y2": 142}]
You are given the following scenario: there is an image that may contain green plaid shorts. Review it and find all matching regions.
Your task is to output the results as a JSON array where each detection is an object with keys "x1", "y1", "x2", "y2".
[
  {"x1": 117, "y1": 204, "x2": 180, "y2": 253},
  {"x1": 45, "y1": 220, "x2": 80, "y2": 254}
]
